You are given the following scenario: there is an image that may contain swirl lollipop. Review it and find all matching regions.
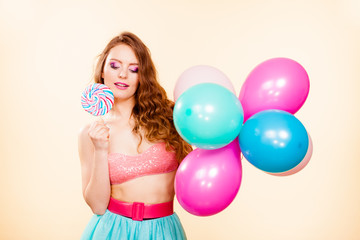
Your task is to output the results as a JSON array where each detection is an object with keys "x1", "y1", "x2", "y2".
[{"x1": 81, "y1": 83, "x2": 114, "y2": 116}]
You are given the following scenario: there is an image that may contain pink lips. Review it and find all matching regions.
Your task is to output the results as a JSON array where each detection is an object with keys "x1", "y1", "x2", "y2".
[{"x1": 114, "y1": 82, "x2": 129, "y2": 90}]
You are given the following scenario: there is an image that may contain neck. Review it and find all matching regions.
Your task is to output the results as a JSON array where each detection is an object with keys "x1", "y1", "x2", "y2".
[{"x1": 107, "y1": 97, "x2": 136, "y2": 122}]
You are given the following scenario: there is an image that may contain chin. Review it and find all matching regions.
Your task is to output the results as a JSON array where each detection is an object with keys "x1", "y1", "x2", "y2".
[{"x1": 114, "y1": 94, "x2": 136, "y2": 102}]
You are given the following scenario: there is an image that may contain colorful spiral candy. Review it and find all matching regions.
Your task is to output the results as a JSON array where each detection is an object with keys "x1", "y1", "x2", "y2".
[{"x1": 81, "y1": 83, "x2": 114, "y2": 116}]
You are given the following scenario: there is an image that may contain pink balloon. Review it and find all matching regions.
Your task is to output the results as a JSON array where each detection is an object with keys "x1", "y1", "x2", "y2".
[
  {"x1": 239, "y1": 58, "x2": 310, "y2": 121},
  {"x1": 175, "y1": 140, "x2": 242, "y2": 216},
  {"x1": 174, "y1": 65, "x2": 236, "y2": 101},
  {"x1": 269, "y1": 133, "x2": 313, "y2": 176}
]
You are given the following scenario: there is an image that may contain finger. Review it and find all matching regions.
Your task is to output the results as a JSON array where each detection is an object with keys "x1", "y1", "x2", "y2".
[
  {"x1": 97, "y1": 127, "x2": 110, "y2": 135},
  {"x1": 99, "y1": 129, "x2": 110, "y2": 139},
  {"x1": 100, "y1": 117, "x2": 110, "y2": 129},
  {"x1": 91, "y1": 126, "x2": 109, "y2": 137},
  {"x1": 95, "y1": 124, "x2": 110, "y2": 133},
  {"x1": 91, "y1": 121, "x2": 108, "y2": 131},
  {"x1": 96, "y1": 119, "x2": 110, "y2": 129},
  {"x1": 88, "y1": 121, "x2": 98, "y2": 135}
]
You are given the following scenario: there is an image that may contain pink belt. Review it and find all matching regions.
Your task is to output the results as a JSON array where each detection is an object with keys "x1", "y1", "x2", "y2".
[{"x1": 107, "y1": 197, "x2": 174, "y2": 221}]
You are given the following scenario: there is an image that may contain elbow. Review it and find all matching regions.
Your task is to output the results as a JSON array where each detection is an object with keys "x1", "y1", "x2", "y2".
[
  {"x1": 91, "y1": 206, "x2": 107, "y2": 215},
  {"x1": 85, "y1": 197, "x2": 110, "y2": 216},
  {"x1": 88, "y1": 201, "x2": 109, "y2": 215},
  {"x1": 83, "y1": 186, "x2": 111, "y2": 215}
]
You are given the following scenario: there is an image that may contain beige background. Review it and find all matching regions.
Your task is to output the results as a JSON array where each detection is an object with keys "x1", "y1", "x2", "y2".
[{"x1": 1, "y1": 0, "x2": 359, "y2": 239}]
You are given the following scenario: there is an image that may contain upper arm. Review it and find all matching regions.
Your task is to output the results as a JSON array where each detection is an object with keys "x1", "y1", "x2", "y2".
[{"x1": 78, "y1": 124, "x2": 94, "y2": 199}]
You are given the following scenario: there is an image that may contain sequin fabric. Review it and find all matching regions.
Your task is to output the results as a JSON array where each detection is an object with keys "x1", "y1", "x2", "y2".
[{"x1": 108, "y1": 142, "x2": 178, "y2": 185}]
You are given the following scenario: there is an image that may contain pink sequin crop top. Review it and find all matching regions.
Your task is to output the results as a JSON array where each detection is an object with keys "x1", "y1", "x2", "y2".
[{"x1": 108, "y1": 142, "x2": 179, "y2": 185}]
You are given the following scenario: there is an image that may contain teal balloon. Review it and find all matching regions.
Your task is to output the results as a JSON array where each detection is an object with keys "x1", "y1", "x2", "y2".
[
  {"x1": 174, "y1": 83, "x2": 244, "y2": 149},
  {"x1": 239, "y1": 110, "x2": 308, "y2": 173}
]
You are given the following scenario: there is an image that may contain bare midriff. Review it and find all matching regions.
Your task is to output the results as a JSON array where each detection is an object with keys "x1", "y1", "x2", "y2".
[{"x1": 110, "y1": 170, "x2": 176, "y2": 204}]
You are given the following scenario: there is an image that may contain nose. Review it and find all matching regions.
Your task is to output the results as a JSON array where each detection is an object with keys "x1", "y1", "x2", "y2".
[{"x1": 119, "y1": 69, "x2": 127, "y2": 78}]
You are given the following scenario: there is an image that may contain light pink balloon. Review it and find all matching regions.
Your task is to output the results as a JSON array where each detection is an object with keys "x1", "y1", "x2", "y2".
[
  {"x1": 239, "y1": 58, "x2": 310, "y2": 121},
  {"x1": 269, "y1": 134, "x2": 313, "y2": 176},
  {"x1": 174, "y1": 65, "x2": 236, "y2": 101},
  {"x1": 175, "y1": 140, "x2": 242, "y2": 216}
]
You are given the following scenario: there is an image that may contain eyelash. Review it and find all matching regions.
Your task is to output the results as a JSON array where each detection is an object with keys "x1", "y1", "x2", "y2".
[
  {"x1": 110, "y1": 62, "x2": 119, "y2": 69},
  {"x1": 130, "y1": 68, "x2": 138, "y2": 73},
  {"x1": 110, "y1": 62, "x2": 138, "y2": 73}
]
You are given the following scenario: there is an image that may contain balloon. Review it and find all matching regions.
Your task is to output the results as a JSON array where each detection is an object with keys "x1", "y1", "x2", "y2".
[
  {"x1": 239, "y1": 58, "x2": 310, "y2": 121},
  {"x1": 173, "y1": 83, "x2": 244, "y2": 149},
  {"x1": 269, "y1": 133, "x2": 313, "y2": 176},
  {"x1": 175, "y1": 140, "x2": 242, "y2": 216},
  {"x1": 174, "y1": 65, "x2": 236, "y2": 101},
  {"x1": 239, "y1": 110, "x2": 308, "y2": 173}
]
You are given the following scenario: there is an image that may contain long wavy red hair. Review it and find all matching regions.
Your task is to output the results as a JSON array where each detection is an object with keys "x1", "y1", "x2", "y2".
[{"x1": 93, "y1": 32, "x2": 192, "y2": 161}]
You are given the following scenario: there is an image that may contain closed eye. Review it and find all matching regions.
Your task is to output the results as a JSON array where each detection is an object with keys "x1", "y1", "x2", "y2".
[
  {"x1": 110, "y1": 62, "x2": 120, "y2": 69},
  {"x1": 129, "y1": 67, "x2": 138, "y2": 73}
]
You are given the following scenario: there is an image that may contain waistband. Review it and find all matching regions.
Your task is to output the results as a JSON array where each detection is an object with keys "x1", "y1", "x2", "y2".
[{"x1": 107, "y1": 197, "x2": 174, "y2": 221}]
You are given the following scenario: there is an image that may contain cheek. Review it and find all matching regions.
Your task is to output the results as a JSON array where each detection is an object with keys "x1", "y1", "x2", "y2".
[
  {"x1": 133, "y1": 78, "x2": 140, "y2": 90},
  {"x1": 103, "y1": 68, "x2": 116, "y2": 80},
  {"x1": 103, "y1": 73, "x2": 115, "y2": 86}
]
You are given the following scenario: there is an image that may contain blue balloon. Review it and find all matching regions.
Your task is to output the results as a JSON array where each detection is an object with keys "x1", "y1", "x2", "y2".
[
  {"x1": 174, "y1": 83, "x2": 244, "y2": 149},
  {"x1": 239, "y1": 110, "x2": 308, "y2": 173}
]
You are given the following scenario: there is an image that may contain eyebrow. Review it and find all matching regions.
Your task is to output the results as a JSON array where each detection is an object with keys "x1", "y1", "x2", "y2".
[{"x1": 109, "y1": 58, "x2": 138, "y2": 65}]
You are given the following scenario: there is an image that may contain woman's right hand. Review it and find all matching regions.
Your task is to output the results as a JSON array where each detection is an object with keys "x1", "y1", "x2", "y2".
[{"x1": 88, "y1": 118, "x2": 110, "y2": 151}]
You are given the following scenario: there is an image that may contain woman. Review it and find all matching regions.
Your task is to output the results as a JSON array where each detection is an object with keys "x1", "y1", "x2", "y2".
[{"x1": 78, "y1": 32, "x2": 192, "y2": 239}]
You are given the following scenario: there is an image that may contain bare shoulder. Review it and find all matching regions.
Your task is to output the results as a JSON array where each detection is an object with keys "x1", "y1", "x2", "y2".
[
  {"x1": 78, "y1": 123, "x2": 91, "y2": 139},
  {"x1": 78, "y1": 123, "x2": 92, "y2": 145}
]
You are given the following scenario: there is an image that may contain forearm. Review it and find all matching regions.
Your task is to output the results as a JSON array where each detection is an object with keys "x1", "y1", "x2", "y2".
[{"x1": 84, "y1": 150, "x2": 111, "y2": 215}]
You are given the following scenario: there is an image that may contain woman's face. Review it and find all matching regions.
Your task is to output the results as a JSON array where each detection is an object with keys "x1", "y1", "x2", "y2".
[{"x1": 102, "y1": 44, "x2": 139, "y2": 101}]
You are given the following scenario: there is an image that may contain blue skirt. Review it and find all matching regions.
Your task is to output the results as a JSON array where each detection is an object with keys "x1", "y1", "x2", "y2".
[{"x1": 81, "y1": 210, "x2": 187, "y2": 240}]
